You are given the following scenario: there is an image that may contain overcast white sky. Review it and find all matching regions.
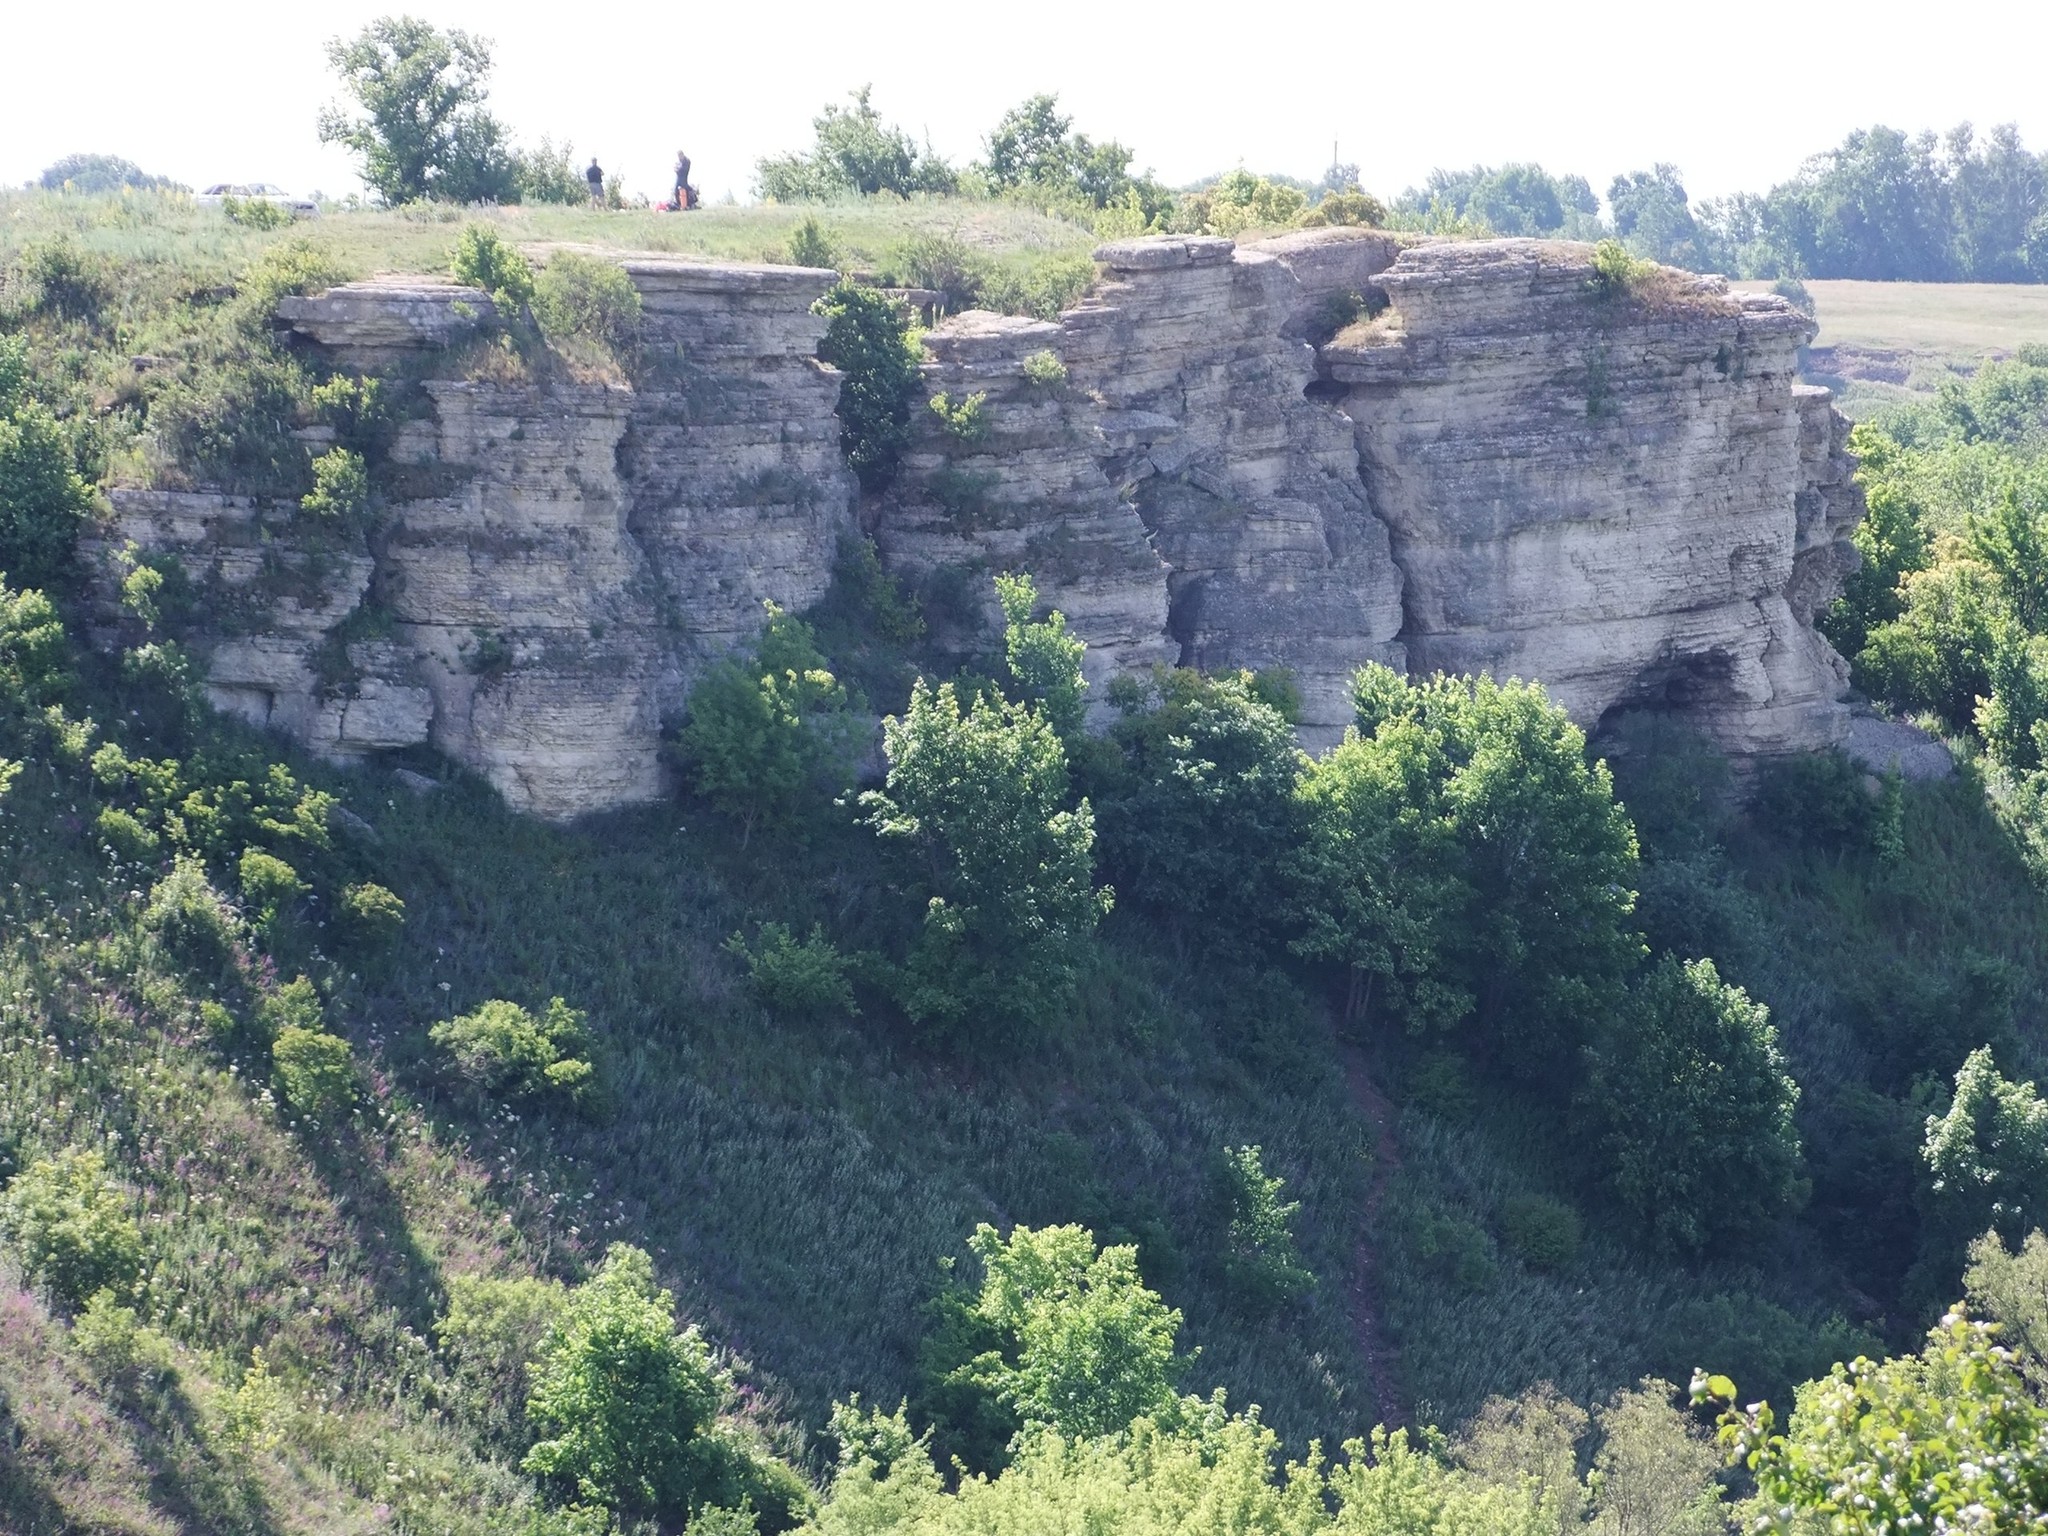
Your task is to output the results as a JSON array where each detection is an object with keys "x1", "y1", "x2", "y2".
[{"x1": 5, "y1": 0, "x2": 2045, "y2": 208}]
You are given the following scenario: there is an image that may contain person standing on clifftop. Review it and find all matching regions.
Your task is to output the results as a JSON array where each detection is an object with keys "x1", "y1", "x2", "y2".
[
  {"x1": 585, "y1": 157, "x2": 604, "y2": 208},
  {"x1": 673, "y1": 150, "x2": 693, "y2": 209}
]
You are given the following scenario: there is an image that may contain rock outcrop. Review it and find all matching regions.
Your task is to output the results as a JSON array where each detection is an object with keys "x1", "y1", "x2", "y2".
[
  {"x1": 1325, "y1": 239, "x2": 1861, "y2": 755},
  {"x1": 103, "y1": 233, "x2": 1862, "y2": 818}
]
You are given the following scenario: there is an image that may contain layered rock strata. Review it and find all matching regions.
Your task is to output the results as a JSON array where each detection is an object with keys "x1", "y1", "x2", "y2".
[
  {"x1": 875, "y1": 229, "x2": 1410, "y2": 741},
  {"x1": 107, "y1": 264, "x2": 854, "y2": 818},
  {"x1": 1325, "y1": 239, "x2": 1861, "y2": 755},
  {"x1": 105, "y1": 233, "x2": 1862, "y2": 818}
]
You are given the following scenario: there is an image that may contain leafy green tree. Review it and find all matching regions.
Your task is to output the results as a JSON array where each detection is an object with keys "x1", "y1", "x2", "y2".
[
  {"x1": 0, "y1": 1147, "x2": 144, "y2": 1308},
  {"x1": 36, "y1": 153, "x2": 178, "y2": 194},
  {"x1": 1971, "y1": 481, "x2": 2048, "y2": 633},
  {"x1": 958, "y1": 1223, "x2": 1183, "y2": 1440},
  {"x1": 1355, "y1": 666, "x2": 1643, "y2": 1071},
  {"x1": 995, "y1": 572, "x2": 1085, "y2": 740},
  {"x1": 1289, "y1": 713, "x2": 1468, "y2": 1029},
  {"x1": 755, "y1": 86, "x2": 955, "y2": 201},
  {"x1": 1089, "y1": 668, "x2": 1304, "y2": 956},
  {"x1": 1857, "y1": 552, "x2": 2002, "y2": 735},
  {"x1": 0, "y1": 344, "x2": 95, "y2": 589},
  {"x1": 1452, "y1": 1382, "x2": 1588, "y2": 1536},
  {"x1": 1586, "y1": 1379, "x2": 1726, "y2": 1536},
  {"x1": 1397, "y1": 163, "x2": 1601, "y2": 237},
  {"x1": 814, "y1": 282, "x2": 922, "y2": 492},
  {"x1": 1578, "y1": 956, "x2": 1802, "y2": 1255},
  {"x1": 1703, "y1": 1309, "x2": 2048, "y2": 1533},
  {"x1": 524, "y1": 1244, "x2": 805, "y2": 1528},
  {"x1": 679, "y1": 605, "x2": 855, "y2": 843},
  {"x1": 1821, "y1": 425, "x2": 1930, "y2": 657},
  {"x1": 0, "y1": 577, "x2": 71, "y2": 709},
  {"x1": 1964, "y1": 1228, "x2": 2048, "y2": 1397},
  {"x1": 1609, "y1": 166, "x2": 1717, "y2": 269},
  {"x1": 319, "y1": 18, "x2": 515, "y2": 205},
  {"x1": 864, "y1": 679, "x2": 1111, "y2": 1032},
  {"x1": 1922, "y1": 1046, "x2": 2048, "y2": 1253},
  {"x1": 980, "y1": 94, "x2": 1149, "y2": 211},
  {"x1": 1219, "y1": 1146, "x2": 1313, "y2": 1310}
]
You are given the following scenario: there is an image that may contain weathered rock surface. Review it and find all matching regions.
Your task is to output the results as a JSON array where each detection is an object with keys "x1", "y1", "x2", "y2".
[
  {"x1": 108, "y1": 264, "x2": 854, "y2": 819},
  {"x1": 108, "y1": 234, "x2": 1863, "y2": 817},
  {"x1": 1326, "y1": 239, "x2": 1861, "y2": 756}
]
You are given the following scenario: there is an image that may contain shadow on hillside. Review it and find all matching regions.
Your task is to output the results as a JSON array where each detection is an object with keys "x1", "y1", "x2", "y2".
[
  {"x1": 0, "y1": 1412, "x2": 73, "y2": 1536},
  {"x1": 297, "y1": 1119, "x2": 448, "y2": 1337},
  {"x1": 130, "y1": 1371, "x2": 286, "y2": 1536}
]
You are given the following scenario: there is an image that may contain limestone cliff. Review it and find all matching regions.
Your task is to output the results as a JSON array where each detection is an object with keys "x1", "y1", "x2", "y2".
[
  {"x1": 1326, "y1": 239, "x2": 1861, "y2": 755},
  {"x1": 100, "y1": 233, "x2": 1862, "y2": 818}
]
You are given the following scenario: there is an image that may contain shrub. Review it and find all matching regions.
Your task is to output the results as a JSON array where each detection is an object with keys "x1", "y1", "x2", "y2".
[
  {"x1": 148, "y1": 352, "x2": 312, "y2": 496},
  {"x1": 1578, "y1": 956, "x2": 1802, "y2": 1255},
  {"x1": 272, "y1": 1026, "x2": 356, "y2": 1119},
  {"x1": 0, "y1": 392, "x2": 95, "y2": 591},
  {"x1": 726, "y1": 923, "x2": 857, "y2": 1017},
  {"x1": 534, "y1": 252, "x2": 643, "y2": 355},
  {"x1": 895, "y1": 232, "x2": 985, "y2": 313},
  {"x1": 1589, "y1": 239, "x2": 1654, "y2": 299},
  {"x1": 1021, "y1": 349, "x2": 1067, "y2": 389},
  {"x1": 309, "y1": 374, "x2": 391, "y2": 459},
  {"x1": 431, "y1": 996, "x2": 597, "y2": 1104},
  {"x1": 72, "y1": 1287, "x2": 175, "y2": 1382},
  {"x1": 238, "y1": 846, "x2": 307, "y2": 925},
  {"x1": 1498, "y1": 1193, "x2": 1581, "y2": 1272},
  {"x1": 142, "y1": 854, "x2": 242, "y2": 972},
  {"x1": 995, "y1": 572, "x2": 1086, "y2": 741},
  {"x1": 1751, "y1": 751, "x2": 1878, "y2": 853},
  {"x1": 258, "y1": 975, "x2": 325, "y2": 1041},
  {"x1": 787, "y1": 216, "x2": 840, "y2": 271},
  {"x1": 0, "y1": 578, "x2": 71, "y2": 707},
  {"x1": 7, "y1": 236, "x2": 110, "y2": 323},
  {"x1": 814, "y1": 281, "x2": 922, "y2": 492},
  {"x1": 300, "y1": 446, "x2": 370, "y2": 526},
  {"x1": 451, "y1": 223, "x2": 535, "y2": 308},
  {"x1": 0, "y1": 1148, "x2": 144, "y2": 1308},
  {"x1": 233, "y1": 239, "x2": 351, "y2": 326},
  {"x1": 678, "y1": 605, "x2": 856, "y2": 843},
  {"x1": 337, "y1": 881, "x2": 406, "y2": 946},
  {"x1": 221, "y1": 194, "x2": 293, "y2": 230},
  {"x1": 1220, "y1": 1146, "x2": 1314, "y2": 1309},
  {"x1": 864, "y1": 678, "x2": 1111, "y2": 1034},
  {"x1": 96, "y1": 806, "x2": 159, "y2": 860},
  {"x1": 927, "y1": 390, "x2": 989, "y2": 441}
]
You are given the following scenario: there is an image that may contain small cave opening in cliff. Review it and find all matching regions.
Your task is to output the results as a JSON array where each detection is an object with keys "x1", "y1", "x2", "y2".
[{"x1": 1592, "y1": 650, "x2": 1742, "y2": 756}]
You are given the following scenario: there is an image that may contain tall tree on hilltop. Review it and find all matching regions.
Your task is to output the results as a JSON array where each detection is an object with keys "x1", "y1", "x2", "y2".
[{"x1": 318, "y1": 17, "x2": 515, "y2": 205}]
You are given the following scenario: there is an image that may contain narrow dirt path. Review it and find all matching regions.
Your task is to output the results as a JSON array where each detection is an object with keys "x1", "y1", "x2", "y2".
[{"x1": 1342, "y1": 1042, "x2": 1405, "y2": 1431}]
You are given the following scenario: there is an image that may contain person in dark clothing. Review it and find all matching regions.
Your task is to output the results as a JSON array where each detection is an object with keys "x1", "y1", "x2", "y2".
[
  {"x1": 585, "y1": 158, "x2": 604, "y2": 208},
  {"x1": 673, "y1": 151, "x2": 693, "y2": 210}
]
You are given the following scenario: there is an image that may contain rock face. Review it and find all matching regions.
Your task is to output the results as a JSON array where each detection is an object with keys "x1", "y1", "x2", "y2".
[
  {"x1": 107, "y1": 262, "x2": 855, "y2": 818},
  {"x1": 106, "y1": 234, "x2": 1862, "y2": 818},
  {"x1": 1325, "y1": 239, "x2": 1861, "y2": 755}
]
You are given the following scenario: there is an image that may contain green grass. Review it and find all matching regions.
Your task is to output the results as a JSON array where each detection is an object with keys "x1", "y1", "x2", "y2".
[{"x1": 0, "y1": 188, "x2": 1098, "y2": 291}]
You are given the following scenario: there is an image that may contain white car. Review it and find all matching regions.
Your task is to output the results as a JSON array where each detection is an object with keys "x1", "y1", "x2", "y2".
[{"x1": 194, "y1": 183, "x2": 319, "y2": 218}]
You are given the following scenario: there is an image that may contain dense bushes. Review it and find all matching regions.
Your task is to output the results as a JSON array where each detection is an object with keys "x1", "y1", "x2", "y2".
[
  {"x1": 1578, "y1": 957, "x2": 1803, "y2": 1255},
  {"x1": 523, "y1": 1243, "x2": 808, "y2": 1529},
  {"x1": 814, "y1": 281, "x2": 921, "y2": 491},
  {"x1": 0, "y1": 336, "x2": 95, "y2": 589},
  {"x1": 0, "y1": 1147, "x2": 144, "y2": 1308},
  {"x1": 431, "y1": 996, "x2": 598, "y2": 1105}
]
